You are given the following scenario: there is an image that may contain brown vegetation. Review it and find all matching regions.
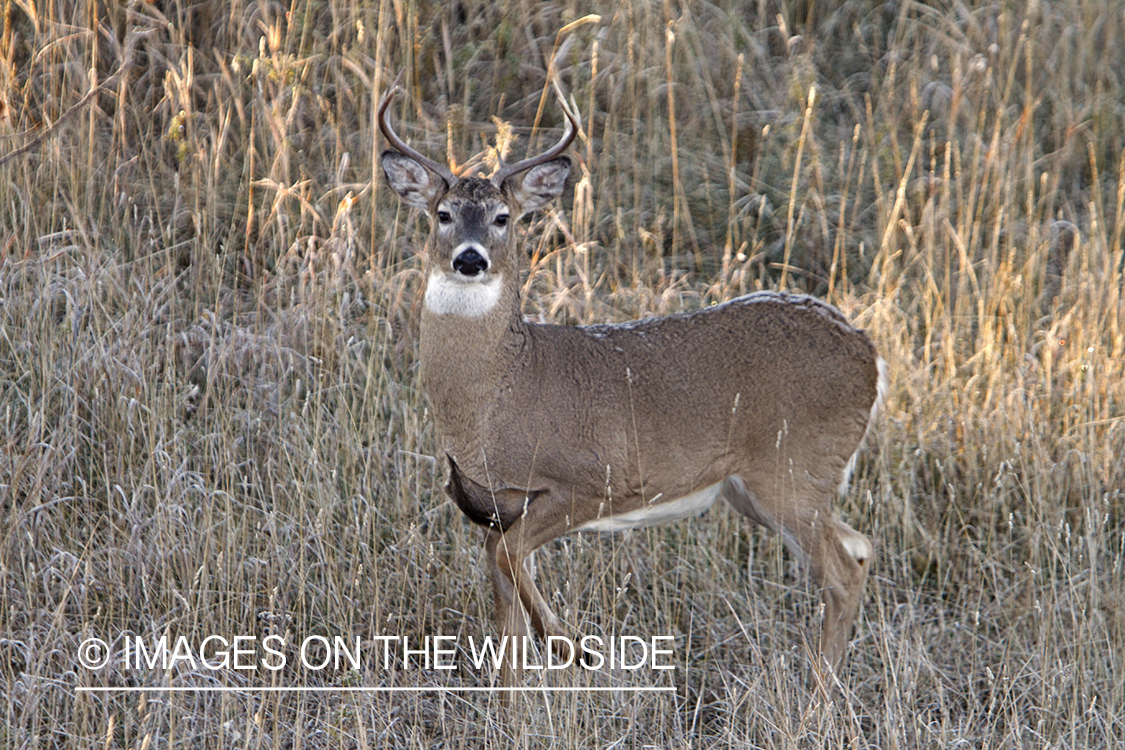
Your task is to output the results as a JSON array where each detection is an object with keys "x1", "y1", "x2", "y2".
[{"x1": 1, "y1": 1, "x2": 1122, "y2": 747}]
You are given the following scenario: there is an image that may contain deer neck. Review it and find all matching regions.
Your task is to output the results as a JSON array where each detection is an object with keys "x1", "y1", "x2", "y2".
[{"x1": 418, "y1": 269, "x2": 529, "y2": 428}]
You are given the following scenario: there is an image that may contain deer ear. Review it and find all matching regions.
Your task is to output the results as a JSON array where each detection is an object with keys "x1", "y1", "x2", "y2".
[
  {"x1": 501, "y1": 157, "x2": 570, "y2": 217},
  {"x1": 381, "y1": 150, "x2": 449, "y2": 209}
]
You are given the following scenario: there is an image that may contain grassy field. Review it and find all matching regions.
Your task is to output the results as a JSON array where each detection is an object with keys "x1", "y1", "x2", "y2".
[{"x1": 2, "y1": 0, "x2": 1123, "y2": 747}]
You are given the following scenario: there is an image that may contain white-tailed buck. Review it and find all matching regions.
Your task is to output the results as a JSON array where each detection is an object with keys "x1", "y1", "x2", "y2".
[{"x1": 379, "y1": 79, "x2": 886, "y2": 689}]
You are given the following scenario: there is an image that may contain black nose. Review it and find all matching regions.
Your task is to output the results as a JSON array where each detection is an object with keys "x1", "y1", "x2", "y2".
[{"x1": 453, "y1": 248, "x2": 488, "y2": 276}]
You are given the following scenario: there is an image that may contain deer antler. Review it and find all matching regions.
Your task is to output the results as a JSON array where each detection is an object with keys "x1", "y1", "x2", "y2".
[
  {"x1": 377, "y1": 70, "x2": 457, "y2": 186},
  {"x1": 490, "y1": 96, "x2": 578, "y2": 187}
]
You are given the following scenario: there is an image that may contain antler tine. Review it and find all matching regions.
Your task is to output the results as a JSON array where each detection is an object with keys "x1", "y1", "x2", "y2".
[
  {"x1": 491, "y1": 103, "x2": 578, "y2": 186},
  {"x1": 377, "y1": 70, "x2": 457, "y2": 186}
]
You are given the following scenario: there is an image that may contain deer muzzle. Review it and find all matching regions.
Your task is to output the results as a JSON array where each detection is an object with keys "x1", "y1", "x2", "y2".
[{"x1": 452, "y1": 246, "x2": 489, "y2": 277}]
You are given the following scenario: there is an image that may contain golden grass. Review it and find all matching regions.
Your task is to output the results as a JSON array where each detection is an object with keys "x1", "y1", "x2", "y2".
[{"x1": 1, "y1": 0, "x2": 1122, "y2": 747}]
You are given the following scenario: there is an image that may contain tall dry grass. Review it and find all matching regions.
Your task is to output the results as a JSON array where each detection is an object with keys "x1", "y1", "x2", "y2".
[{"x1": 1, "y1": 0, "x2": 1122, "y2": 747}]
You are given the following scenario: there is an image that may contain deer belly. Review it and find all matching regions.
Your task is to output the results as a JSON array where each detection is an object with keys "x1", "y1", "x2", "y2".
[{"x1": 575, "y1": 482, "x2": 722, "y2": 532}]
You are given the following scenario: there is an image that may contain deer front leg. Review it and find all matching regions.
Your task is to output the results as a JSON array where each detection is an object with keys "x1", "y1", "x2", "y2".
[
  {"x1": 484, "y1": 529, "x2": 532, "y2": 689},
  {"x1": 484, "y1": 518, "x2": 572, "y2": 687}
]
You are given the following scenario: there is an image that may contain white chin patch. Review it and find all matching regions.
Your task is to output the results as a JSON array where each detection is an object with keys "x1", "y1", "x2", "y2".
[{"x1": 424, "y1": 271, "x2": 503, "y2": 317}]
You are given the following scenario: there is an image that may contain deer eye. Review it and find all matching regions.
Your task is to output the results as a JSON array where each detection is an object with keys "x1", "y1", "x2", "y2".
[
  {"x1": 494, "y1": 214, "x2": 509, "y2": 227},
  {"x1": 437, "y1": 210, "x2": 452, "y2": 224}
]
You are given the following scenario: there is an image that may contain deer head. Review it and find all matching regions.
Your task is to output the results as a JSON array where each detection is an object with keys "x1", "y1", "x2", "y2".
[{"x1": 378, "y1": 78, "x2": 575, "y2": 318}]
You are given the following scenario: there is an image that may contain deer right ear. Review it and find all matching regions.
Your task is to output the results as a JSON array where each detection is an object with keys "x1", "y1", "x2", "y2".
[{"x1": 381, "y1": 150, "x2": 448, "y2": 210}]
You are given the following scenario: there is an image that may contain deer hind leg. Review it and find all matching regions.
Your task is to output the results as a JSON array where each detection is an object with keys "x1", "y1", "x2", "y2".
[
  {"x1": 484, "y1": 523, "x2": 570, "y2": 687},
  {"x1": 720, "y1": 475, "x2": 872, "y2": 675},
  {"x1": 815, "y1": 516, "x2": 872, "y2": 670}
]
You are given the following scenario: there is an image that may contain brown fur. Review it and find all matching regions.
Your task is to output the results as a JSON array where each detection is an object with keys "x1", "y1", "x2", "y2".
[{"x1": 382, "y1": 136, "x2": 884, "y2": 693}]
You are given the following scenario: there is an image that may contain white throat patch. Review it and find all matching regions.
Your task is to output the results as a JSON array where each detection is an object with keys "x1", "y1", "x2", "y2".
[{"x1": 424, "y1": 271, "x2": 503, "y2": 318}]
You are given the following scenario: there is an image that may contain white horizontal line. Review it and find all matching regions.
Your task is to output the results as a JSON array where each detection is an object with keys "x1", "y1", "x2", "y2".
[{"x1": 77, "y1": 686, "x2": 675, "y2": 694}]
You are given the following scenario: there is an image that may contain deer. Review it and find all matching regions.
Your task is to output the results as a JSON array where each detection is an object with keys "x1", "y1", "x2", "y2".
[{"x1": 377, "y1": 78, "x2": 886, "y2": 692}]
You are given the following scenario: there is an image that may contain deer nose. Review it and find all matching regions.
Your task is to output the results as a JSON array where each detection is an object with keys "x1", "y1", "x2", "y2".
[{"x1": 453, "y1": 247, "x2": 489, "y2": 277}]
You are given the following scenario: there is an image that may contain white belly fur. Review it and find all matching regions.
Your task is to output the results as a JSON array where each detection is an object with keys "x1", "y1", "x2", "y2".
[{"x1": 575, "y1": 482, "x2": 722, "y2": 533}]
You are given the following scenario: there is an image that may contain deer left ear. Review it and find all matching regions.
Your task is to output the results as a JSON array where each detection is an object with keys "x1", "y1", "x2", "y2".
[{"x1": 501, "y1": 157, "x2": 571, "y2": 217}]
